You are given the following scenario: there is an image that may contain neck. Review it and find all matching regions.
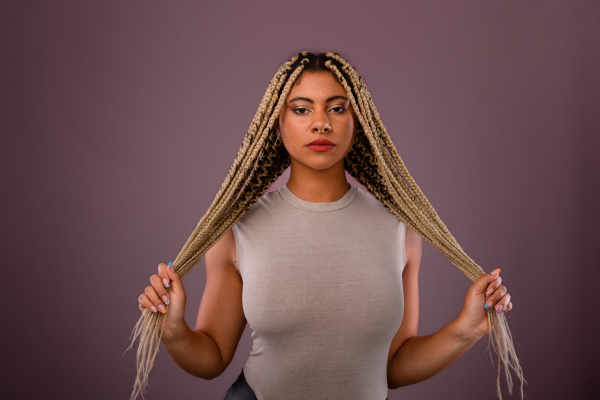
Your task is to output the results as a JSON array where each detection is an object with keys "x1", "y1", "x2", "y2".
[{"x1": 286, "y1": 161, "x2": 350, "y2": 203}]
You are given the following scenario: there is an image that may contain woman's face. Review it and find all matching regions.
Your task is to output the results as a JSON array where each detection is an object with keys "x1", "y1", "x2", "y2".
[{"x1": 278, "y1": 71, "x2": 358, "y2": 174}]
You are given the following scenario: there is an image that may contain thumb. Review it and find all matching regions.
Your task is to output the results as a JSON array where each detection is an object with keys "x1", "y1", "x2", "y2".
[
  {"x1": 166, "y1": 261, "x2": 185, "y2": 295},
  {"x1": 471, "y1": 268, "x2": 501, "y2": 293}
]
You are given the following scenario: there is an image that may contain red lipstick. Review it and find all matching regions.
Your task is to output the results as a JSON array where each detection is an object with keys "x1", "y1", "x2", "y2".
[{"x1": 307, "y1": 139, "x2": 335, "y2": 152}]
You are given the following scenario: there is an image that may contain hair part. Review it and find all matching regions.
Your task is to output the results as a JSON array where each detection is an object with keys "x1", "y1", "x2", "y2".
[{"x1": 127, "y1": 51, "x2": 525, "y2": 400}]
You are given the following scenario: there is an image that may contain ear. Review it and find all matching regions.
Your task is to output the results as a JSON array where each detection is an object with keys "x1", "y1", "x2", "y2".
[
  {"x1": 354, "y1": 119, "x2": 361, "y2": 135},
  {"x1": 274, "y1": 120, "x2": 280, "y2": 135}
]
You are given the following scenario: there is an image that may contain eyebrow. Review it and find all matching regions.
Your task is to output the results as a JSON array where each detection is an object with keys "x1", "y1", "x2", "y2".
[{"x1": 287, "y1": 95, "x2": 349, "y2": 104}]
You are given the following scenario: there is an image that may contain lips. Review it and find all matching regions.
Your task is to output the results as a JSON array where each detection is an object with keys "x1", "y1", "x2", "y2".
[
  {"x1": 308, "y1": 139, "x2": 334, "y2": 146},
  {"x1": 307, "y1": 139, "x2": 335, "y2": 152}
]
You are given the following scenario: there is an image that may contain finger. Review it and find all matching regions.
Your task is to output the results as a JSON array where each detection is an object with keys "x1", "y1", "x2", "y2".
[
  {"x1": 494, "y1": 293, "x2": 511, "y2": 312},
  {"x1": 144, "y1": 285, "x2": 167, "y2": 313},
  {"x1": 484, "y1": 285, "x2": 508, "y2": 310},
  {"x1": 150, "y1": 274, "x2": 171, "y2": 306},
  {"x1": 158, "y1": 263, "x2": 170, "y2": 289},
  {"x1": 485, "y1": 276, "x2": 502, "y2": 297},
  {"x1": 138, "y1": 293, "x2": 158, "y2": 313},
  {"x1": 166, "y1": 262, "x2": 185, "y2": 294},
  {"x1": 505, "y1": 302, "x2": 513, "y2": 311},
  {"x1": 471, "y1": 268, "x2": 501, "y2": 294}
]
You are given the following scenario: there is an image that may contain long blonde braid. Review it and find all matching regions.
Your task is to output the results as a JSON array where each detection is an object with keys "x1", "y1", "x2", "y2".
[
  {"x1": 326, "y1": 53, "x2": 524, "y2": 398},
  {"x1": 128, "y1": 51, "x2": 524, "y2": 400}
]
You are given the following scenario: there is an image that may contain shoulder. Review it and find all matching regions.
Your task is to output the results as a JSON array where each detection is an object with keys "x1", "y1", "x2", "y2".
[
  {"x1": 357, "y1": 186, "x2": 422, "y2": 268},
  {"x1": 237, "y1": 189, "x2": 284, "y2": 224},
  {"x1": 352, "y1": 188, "x2": 408, "y2": 236},
  {"x1": 205, "y1": 228, "x2": 238, "y2": 273},
  {"x1": 352, "y1": 186, "x2": 397, "y2": 218},
  {"x1": 353, "y1": 186, "x2": 383, "y2": 207},
  {"x1": 352, "y1": 187, "x2": 422, "y2": 259}
]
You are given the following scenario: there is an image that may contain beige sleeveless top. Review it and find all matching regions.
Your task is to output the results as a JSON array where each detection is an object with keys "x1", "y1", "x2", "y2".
[{"x1": 232, "y1": 184, "x2": 406, "y2": 400}]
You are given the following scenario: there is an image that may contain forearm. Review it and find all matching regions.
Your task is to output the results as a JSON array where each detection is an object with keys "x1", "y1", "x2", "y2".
[
  {"x1": 161, "y1": 323, "x2": 226, "y2": 380},
  {"x1": 387, "y1": 318, "x2": 482, "y2": 388}
]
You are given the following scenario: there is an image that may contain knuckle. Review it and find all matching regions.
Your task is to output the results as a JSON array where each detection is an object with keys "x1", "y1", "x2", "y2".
[
  {"x1": 144, "y1": 286, "x2": 155, "y2": 296},
  {"x1": 150, "y1": 275, "x2": 164, "y2": 288}
]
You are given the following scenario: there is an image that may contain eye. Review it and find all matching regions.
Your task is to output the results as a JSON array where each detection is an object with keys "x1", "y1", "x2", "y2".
[
  {"x1": 293, "y1": 107, "x2": 309, "y2": 114},
  {"x1": 330, "y1": 106, "x2": 346, "y2": 113}
]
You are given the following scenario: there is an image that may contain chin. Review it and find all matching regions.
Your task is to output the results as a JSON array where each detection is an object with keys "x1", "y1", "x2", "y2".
[{"x1": 300, "y1": 160, "x2": 345, "y2": 172}]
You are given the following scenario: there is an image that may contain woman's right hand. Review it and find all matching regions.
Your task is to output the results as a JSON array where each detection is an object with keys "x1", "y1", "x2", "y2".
[{"x1": 138, "y1": 262, "x2": 188, "y2": 342}]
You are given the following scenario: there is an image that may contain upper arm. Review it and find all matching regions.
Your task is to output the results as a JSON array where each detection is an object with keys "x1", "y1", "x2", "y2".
[
  {"x1": 387, "y1": 224, "x2": 422, "y2": 365},
  {"x1": 194, "y1": 228, "x2": 247, "y2": 370}
]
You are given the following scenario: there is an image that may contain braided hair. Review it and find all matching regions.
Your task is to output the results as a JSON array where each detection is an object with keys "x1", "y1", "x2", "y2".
[{"x1": 128, "y1": 51, "x2": 524, "y2": 400}]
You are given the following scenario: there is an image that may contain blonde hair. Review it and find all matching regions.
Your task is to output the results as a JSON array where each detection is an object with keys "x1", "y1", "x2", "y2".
[{"x1": 128, "y1": 51, "x2": 524, "y2": 399}]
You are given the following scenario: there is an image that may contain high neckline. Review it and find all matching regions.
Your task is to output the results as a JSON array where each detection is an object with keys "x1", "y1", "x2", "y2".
[{"x1": 278, "y1": 184, "x2": 357, "y2": 212}]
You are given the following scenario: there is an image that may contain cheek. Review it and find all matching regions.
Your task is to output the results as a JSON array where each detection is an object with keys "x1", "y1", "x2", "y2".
[
  {"x1": 344, "y1": 121, "x2": 358, "y2": 147},
  {"x1": 344, "y1": 133, "x2": 357, "y2": 154},
  {"x1": 279, "y1": 132, "x2": 295, "y2": 155}
]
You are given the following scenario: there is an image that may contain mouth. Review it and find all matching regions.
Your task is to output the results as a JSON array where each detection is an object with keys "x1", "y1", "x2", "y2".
[{"x1": 307, "y1": 139, "x2": 335, "y2": 152}]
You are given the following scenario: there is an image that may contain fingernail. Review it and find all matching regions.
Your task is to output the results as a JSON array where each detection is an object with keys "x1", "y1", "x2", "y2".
[
  {"x1": 162, "y1": 295, "x2": 170, "y2": 305},
  {"x1": 168, "y1": 261, "x2": 172, "y2": 270},
  {"x1": 495, "y1": 305, "x2": 503, "y2": 311},
  {"x1": 163, "y1": 278, "x2": 170, "y2": 288},
  {"x1": 486, "y1": 288, "x2": 494, "y2": 296},
  {"x1": 158, "y1": 304, "x2": 165, "y2": 313},
  {"x1": 491, "y1": 268, "x2": 501, "y2": 276},
  {"x1": 150, "y1": 306, "x2": 158, "y2": 313},
  {"x1": 484, "y1": 301, "x2": 493, "y2": 310}
]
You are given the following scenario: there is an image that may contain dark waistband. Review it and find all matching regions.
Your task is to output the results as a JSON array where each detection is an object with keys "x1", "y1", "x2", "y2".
[{"x1": 224, "y1": 370, "x2": 257, "y2": 400}]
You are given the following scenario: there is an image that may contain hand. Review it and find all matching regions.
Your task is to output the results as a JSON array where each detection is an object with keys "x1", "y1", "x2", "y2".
[
  {"x1": 456, "y1": 268, "x2": 513, "y2": 340},
  {"x1": 137, "y1": 262, "x2": 188, "y2": 342}
]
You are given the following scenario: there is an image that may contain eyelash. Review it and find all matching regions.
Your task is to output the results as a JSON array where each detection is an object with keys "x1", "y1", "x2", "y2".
[{"x1": 293, "y1": 107, "x2": 346, "y2": 114}]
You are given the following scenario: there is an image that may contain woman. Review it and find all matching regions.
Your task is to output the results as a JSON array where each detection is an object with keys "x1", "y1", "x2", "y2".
[{"x1": 130, "y1": 52, "x2": 523, "y2": 400}]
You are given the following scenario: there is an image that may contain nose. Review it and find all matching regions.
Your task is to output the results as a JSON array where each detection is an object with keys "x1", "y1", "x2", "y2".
[{"x1": 311, "y1": 110, "x2": 331, "y2": 133}]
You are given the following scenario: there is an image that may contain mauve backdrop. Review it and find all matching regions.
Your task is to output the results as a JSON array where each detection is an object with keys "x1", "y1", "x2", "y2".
[{"x1": 1, "y1": 1, "x2": 598, "y2": 399}]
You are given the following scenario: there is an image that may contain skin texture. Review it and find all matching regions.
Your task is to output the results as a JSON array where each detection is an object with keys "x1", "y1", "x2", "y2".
[{"x1": 137, "y1": 71, "x2": 513, "y2": 385}]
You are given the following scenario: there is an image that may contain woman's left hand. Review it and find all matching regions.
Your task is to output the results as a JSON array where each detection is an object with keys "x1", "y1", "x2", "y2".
[{"x1": 455, "y1": 268, "x2": 513, "y2": 341}]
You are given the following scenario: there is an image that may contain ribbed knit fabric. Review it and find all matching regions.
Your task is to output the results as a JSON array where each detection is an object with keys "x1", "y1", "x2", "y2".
[{"x1": 232, "y1": 184, "x2": 406, "y2": 400}]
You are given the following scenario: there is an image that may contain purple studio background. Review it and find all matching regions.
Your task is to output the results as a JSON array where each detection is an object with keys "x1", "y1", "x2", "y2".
[{"x1": 1, "y1": 1, "x2": 598, "y2": 399}]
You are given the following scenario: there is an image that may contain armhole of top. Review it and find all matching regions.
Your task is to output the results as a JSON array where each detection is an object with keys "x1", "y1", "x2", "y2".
[
  {"x1": 231, "y1": 224, "x2": 242, "y2": 276},
  {"x1": 400, "y1": 220, "x2": 407, "y2": 273}
]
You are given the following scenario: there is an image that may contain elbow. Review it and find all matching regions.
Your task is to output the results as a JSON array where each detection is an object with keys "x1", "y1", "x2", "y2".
[
  {"x1": 386, "y1": 369, "x2": 404, "y2": 389},
  {"x1": 200, "y1": 371, "x2": 223, "y2": 381},
  {"x1": 189, "y1": 363, "x2": 227, "y2": 381},
  {"x1": 388, "y1": 380, "x2": 410, "y2": 390},
  {"x1": 387, "y1": 377, "x2": 404, "y2": 390},
  {"x1": 388, "y1": 376, "x2": 422, "y2": 390},
  {"x1": 181, "y1": 352, "x2": 229, "y2": 381}
]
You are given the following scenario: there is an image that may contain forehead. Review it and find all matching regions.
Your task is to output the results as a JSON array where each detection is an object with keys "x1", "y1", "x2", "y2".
[{"x1": 288, "y1": 71, "x2": 347, "y2": 98}]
